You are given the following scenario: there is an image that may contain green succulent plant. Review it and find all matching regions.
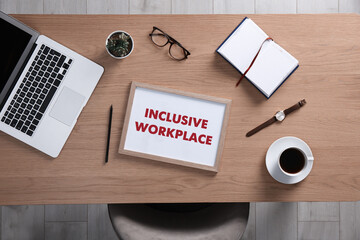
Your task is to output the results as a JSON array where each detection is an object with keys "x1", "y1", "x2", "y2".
[{"x1": 107, "y1": 32, "x2": 131, "y2": 57}]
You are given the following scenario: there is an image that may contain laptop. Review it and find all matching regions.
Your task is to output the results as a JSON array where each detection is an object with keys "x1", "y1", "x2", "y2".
[{"x1": 0, "y1": 11, "x2": 104, "y2": 157}]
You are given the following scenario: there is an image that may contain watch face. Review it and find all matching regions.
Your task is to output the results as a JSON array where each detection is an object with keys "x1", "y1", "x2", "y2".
[{"x1": 275, "y1": 111, "x2": 285, "y2": 121}]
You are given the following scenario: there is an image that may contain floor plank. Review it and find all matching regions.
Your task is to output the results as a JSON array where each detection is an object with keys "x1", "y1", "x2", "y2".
[
  {"x1": 214, "y1": 0, "x2": 255, "y2": 14},
  {"x1": 172, "y1": 0, "x2": 213, "y2": 14},
  {"x1": 88, "y1": 204, "x2": 118, "y2": 240},
  {"x1": 297, "y1": 0, "x2": 339, "y2": 13},
  {"x1": 298, "y1": 221, "x2": 339, "y2": 240},
  {"x1": 45, "y1": 222, "x2": 87, "y2": 240},
  {"x1": 339, "y1": 0, "x2": 360, "y2": 13},
  {"x1": 130, "y1": 0, "x2": 171, "y2": 14},
  {"x1": 0, "y1": 206, "x2": 2, "y2": 240},
  {"x1": 298, "y1": 202, "x2": 339, "y2": 221},
  {"x1": 1, "y1": 205, "x2": 44, "y2": 240},
  {"x1": 44, "y1": 0, "x2": 86, "y2": 14},
  {"x1": 340, "y1": 201, "x2": 360, "y2": 240},
  {"x1": 45, "y1": 204, "x2": 87, "y2": 222},
  {"x1": 255, "y1": 0, "x2": 296, "y2": 13},
  {"x1": 0, "y1": 0, "x2": 43, "y2": 14},
  {"x1": 256, "y1": 202, "x2": 297, "y2": 240},
  {"x1": 87, "y1": 0, "x2": 129, "y2": 14},
  {"x1": 241, "y1": 202, "x2": 255, "y2": 240}
]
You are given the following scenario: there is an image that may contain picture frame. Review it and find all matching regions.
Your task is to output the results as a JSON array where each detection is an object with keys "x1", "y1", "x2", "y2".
[{"x1": 118, "y1": 81, "x2": 231, "y2": 172}]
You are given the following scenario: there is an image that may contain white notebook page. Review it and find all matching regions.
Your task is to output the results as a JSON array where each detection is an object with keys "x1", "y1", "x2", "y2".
[
  {"x1": 247, "y1": 41, "x2": 298, "y2": 97},
  {"x1": 218, "y1": 19, "x2": 268, "y2": 72},
  {"x1": 217, "y1": 18, "x2": 298, "y2": 98}
]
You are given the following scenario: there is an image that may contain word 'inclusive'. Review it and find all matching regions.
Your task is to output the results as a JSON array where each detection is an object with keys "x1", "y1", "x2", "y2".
[{"x1": 134, "y1": 108, "x2": 213, "y2": 145}]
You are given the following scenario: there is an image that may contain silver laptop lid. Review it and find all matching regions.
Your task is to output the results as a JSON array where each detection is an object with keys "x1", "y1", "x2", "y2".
[{"x1": 0, "y1": 11, "x2": 39, "y2": 111}]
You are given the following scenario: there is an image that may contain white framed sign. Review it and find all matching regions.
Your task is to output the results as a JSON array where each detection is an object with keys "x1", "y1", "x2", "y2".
[{"x1": 118, "y1": 82, "x2": 231, "y2": 172}]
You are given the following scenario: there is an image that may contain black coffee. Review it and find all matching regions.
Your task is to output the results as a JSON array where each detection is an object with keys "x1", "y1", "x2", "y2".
[{"x1": 279, "y1": 148, "x2": 305, "y2": 174}]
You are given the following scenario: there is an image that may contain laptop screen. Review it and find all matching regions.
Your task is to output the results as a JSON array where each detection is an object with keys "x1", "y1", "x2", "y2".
[{"x1": 0, "y1": 18, "x2": 32, "y2": 92}]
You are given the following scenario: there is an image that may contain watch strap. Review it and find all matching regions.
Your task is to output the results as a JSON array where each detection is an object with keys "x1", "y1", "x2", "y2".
[
  {"x1": 284, "y1": 99, "x2": 306, "y2": 115},
  {"x1": 246, "y1": 116, "x2": 277, "y2": 137}
]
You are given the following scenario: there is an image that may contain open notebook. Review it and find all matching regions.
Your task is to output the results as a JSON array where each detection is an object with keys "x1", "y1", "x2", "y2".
[{"x1": 216, "y1": 17, "x2": 299, "y2": 98}]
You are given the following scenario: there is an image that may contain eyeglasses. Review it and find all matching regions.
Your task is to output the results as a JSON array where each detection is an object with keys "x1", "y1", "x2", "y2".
[{"x1": 149, "y1": 26, "x2": 191, "y2": 61}]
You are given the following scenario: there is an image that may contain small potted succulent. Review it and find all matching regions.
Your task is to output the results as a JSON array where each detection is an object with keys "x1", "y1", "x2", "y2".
[{"x1": 106, "y1": 31, "x2": 134, "y2": 59}]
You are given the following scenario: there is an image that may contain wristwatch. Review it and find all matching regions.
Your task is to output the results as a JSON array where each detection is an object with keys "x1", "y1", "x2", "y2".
[{"x1": 246, "y1": 99, "x2": 306, "y2": 137}]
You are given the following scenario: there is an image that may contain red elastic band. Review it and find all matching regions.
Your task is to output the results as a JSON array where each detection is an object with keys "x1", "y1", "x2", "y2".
[{"x1": 236, "y1": 37, "x2": 273, "y2": 87}]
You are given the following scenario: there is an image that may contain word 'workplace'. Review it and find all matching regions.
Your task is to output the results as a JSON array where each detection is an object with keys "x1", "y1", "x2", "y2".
[{"x1": 135, "y1": 108, "x2": 213, "y2": 145}]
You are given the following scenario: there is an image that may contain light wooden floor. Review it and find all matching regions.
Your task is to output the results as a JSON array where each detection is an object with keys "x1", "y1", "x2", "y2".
[
  {"x1": 1, "y1": 0, "x2": 360, "y2": 240},
  {"x1": 1, "y1": 0, "x2": 360, "y2": 14},
  {"x1": 1, "y1": 202, "x2": 360, "y2": 240}
]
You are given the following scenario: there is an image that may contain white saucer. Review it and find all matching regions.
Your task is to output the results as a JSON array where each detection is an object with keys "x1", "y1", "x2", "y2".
[{"x1": 266, "y1": 137, "x2": 314, "y2": 184}]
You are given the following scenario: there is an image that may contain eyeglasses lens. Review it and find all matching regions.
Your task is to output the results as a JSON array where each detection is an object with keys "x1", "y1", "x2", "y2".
[
  {"x1": 151, "y1": 29, "x2": 168, "y2": 47},
  {"x1": 169, "y1": 44, "x2": 185, "y2": 60}
]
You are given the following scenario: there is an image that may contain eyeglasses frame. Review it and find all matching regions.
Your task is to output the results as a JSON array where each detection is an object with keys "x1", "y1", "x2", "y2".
[{"x1": 149, "y1": 26, "x2": 191, "y2": 61}]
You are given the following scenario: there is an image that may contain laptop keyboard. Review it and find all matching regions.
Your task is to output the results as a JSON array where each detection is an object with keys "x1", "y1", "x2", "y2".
[{"x1": 1, "y1": 44, "x2": 73, "y2": 137}]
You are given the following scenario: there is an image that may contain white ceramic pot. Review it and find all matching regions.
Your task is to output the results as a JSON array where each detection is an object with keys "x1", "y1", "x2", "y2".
[{"x1": 105, "y1": 30, "x2": 134, "y2": 59}]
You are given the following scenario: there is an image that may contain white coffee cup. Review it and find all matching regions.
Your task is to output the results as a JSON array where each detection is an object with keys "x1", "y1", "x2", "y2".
[
  {"x1": 278, "y1": 147, "x2": 312, "y2": 176},
  {"x1": 266, "y1": 137, "x2": 314, "y2": 184}
]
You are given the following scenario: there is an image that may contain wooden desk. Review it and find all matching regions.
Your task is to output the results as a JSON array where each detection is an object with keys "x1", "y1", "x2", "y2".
[{"x1": 1, "y1": 14, "x2": 360, "y2": 205}]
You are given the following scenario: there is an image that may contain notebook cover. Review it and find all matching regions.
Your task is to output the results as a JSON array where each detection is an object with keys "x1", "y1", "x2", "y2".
[{"x1": 216, "y1": 17, "x2": 298, "y2": 99}]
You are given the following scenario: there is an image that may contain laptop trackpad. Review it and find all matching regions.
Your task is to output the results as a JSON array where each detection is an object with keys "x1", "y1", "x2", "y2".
[{"x1": 49, "y1": 87, "x2": 85, "y2": 126}]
